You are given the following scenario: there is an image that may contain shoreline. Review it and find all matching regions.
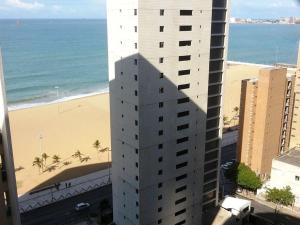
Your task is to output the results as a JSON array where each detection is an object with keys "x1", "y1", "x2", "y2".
[{"x1": 8, "y1": 88, "x2": 109, "y2": 111}]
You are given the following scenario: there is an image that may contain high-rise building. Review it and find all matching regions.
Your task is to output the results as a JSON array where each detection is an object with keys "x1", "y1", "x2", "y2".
[
  {"x1": 289, "y1": 44, "x2": 300, "y2": 149},
  {"x1": 237, "y1": 67, "x2": 295, "y2": 177},
  {"x1": 0, "y1": 51, "x2": 21, "y2": 225},
  {"x1": 107, "y1": 0, "x2": 229, "y2": 224}
]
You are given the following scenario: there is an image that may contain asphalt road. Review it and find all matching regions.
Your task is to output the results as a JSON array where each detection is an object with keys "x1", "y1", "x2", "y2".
[{"x1": 21, "y1": 185, "x2": 112, "y2": 225}]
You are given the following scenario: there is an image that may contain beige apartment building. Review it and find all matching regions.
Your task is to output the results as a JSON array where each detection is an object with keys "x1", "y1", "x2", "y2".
[
  {"x1": 0, "y1": 52, "x2": 21, "y2": 225},
  {"x1": 237, "y1": 67, "x2": 295, "y2": 176},
  {"x1": 289, "y1": 45, "x2": 300, "y2": 149}
]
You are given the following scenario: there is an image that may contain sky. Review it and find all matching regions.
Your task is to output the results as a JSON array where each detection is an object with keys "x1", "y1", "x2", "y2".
[{"x1": 0, "y1": 0, "x2": 299, "y2": 19}]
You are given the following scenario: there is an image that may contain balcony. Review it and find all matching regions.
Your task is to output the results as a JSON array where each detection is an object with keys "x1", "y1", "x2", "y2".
[{"x1": 213, "y1": 0, "x2": 227, "y2": 8}]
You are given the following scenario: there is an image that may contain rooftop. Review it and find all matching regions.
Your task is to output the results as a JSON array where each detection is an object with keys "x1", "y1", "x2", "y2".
[{"x1": 276, "y1": 148, "x2": 300, "y2": 167}]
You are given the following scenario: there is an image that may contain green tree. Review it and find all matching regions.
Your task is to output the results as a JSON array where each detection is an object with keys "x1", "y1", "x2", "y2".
[
  {"x1": 93, "y1": 140, "x2": 101, "y2": 151},
  {"x1": 223, "y1": 116, "x2": 229, "y2": 126},
  {"x1": 32, "y1": 157, "x2": 43, "y2": 173},
  {"x1": 266, "y1": 186, "x2": 295, "y2": 208},
  {"x1": 72, "y1": 150, "x2": 83, "y2": 162},
  {"x1": 237, "y1": 163, "x2": 262, "y2": 191},
  {"x1": 42, "y1": 153, "x2": 50, "y2": 168},
  {"x1": 52, "y1": 155, "x2": 61, "y2": 164}
]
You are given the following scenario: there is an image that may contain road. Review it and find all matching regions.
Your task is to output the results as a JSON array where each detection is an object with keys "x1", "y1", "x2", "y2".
[{"x1": 21, "y1": 185, "x2": 112, "y2": 225}]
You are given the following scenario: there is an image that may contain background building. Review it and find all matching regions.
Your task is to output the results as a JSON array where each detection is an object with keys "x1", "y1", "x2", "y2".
[
  {"x1": 108, "y1": 0, "x2": 229, "y2": 225},
  {"x1": 0, "y1": 51, "x2": 21, "y2": 225},
  {"x1": 237, "y1": 67, "x2": 295, "y2": 176}
]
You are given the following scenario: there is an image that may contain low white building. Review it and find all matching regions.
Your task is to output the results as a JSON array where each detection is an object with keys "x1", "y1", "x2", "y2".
[{"x1": 267, "y1": 149, "x2": 300, "y2": 207}]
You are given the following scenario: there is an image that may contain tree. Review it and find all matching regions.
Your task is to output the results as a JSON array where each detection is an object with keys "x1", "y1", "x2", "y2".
[
  {"x1": 72, "y1": 150, "x2": 83, "y2": 162},
  {"x1": 52, "y1": 155, "x2": 61, "y2": 164},
  {"x1": 237, "y1": 163, "x2": 262, "y2": 191},
  {"x1": 93, "y1": 140, "x2": 101, "y2": 151},
  {"x1": 223, "y1": 116, "x2": 229, "y2": 126},
  {"x1": 32, "y1": 157, "x2": 43, "y2": 173},
  {"x1": 266, "y1": 186, "x2": 295, "y2": 209}
]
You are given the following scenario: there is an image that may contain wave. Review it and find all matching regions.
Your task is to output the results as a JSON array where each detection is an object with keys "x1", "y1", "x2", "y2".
[{"x1": 8, "y1": 87, "x2": 109, "y2": 111}]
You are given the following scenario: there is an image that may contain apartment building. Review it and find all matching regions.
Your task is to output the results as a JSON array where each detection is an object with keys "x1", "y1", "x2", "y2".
[
  {"x1": 107, "y1": 0, "x2": 229, "y2": 225},
  {"x1": 237, "y1": 67, "x2": 295, "y2": 176},
  {"x1": 0, "y1": 52, "x2": 21, "y2": 225},
  {"x1": 289, "y1": 45, "x2": 300, "y2": 149}
]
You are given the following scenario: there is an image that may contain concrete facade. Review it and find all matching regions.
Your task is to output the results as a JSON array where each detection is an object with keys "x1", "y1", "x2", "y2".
[
  {"x1": 237, "y1": 67, "x2": 295, "y2": 176},
  {"x1": 107, "y1": 0, "x2": 229, "y2": 225},
  {"x1": 0, "y1": 51, "x2": 21, "y2": 225}
]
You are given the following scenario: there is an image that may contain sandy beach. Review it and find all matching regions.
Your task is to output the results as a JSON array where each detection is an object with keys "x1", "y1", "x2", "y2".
[{"x1": 9, "y1": 93, "x2": 111, "y2": 196}]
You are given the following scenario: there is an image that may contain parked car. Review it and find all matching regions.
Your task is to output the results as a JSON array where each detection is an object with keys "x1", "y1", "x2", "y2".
[{"x1": 75, "y1": 202, "x2": 90, "y2": 211}]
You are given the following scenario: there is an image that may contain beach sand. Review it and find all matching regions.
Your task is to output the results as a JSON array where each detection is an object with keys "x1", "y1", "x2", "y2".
[{"x1": 8, "y1": 93, "x2": 111, "y2": 195}]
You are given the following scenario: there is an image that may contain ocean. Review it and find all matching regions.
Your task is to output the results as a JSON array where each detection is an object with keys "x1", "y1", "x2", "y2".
[{"x1": 0, "y1": 19, "x2": 300, "y2": 108}]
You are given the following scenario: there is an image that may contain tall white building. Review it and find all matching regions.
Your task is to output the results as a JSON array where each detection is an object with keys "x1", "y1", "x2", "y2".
[{"x1": 107, "y1": 0, "x2": 229, "y2": 224}]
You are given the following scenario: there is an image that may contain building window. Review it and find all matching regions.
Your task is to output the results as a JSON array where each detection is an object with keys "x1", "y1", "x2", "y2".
[
  {"x1": 179, "y1": 40, "x2": 192, "y2": 46},
  {"x1": 178, "y1": 70, "x2": 190, "y2": 76},
  {"x1": 176, "y1": 149, "x2": 188, "y2": 156},
  {"x1": 135, "y1": 148, "x2": 139, "y2": 154},
  {"x1": 177, "y1": 137, "x2": 189, "y2": 144},
  {"x1": 159, "y1": 102, "x2": 164, "y2": 108},
  {"x1": 135, "y1": 105, "x2": 138, "y2": 111},
  {"x1": 160, "y1": 73, "x2": 164, "y2": 79},
  {"x1": 160, "y1": 26, "x2": 164, "y2": 32},
  {"x1": 178, "y1": 84, "x2": 190, "y2": 90},
  {"x1": 135, "y1": 120, "x2": 138, "y2": 126},
  {"x1": 134, "y1": 26, "x2": 137, "y2": 32},
  {"x1": 175, "y1": 185, "x2": 187, "y2": 193},
  {"x1": 160, "y1": 9, "x2": 164, "y2": 16},
  {"x1": 296, "y1": 176, "x2": 300, "y2": 181},
  {"x1": 159, "y1": 116, "x2": 163, "y2": 122},
  {"x1": 134, "y1": 59, "x2": 138, "y2": 65},
  {"x1": 158, "y1": 183, "x2": 163, "y2": 188},
  {"x1": 176, "y1": 174, "x2": 187, "y2": 181},
  {"x1": 176, "y1": 162, "x2": 188, "y2": 169},
  {"x1": 158, "y1": 219, "x2": 162, "y2": 224},
  {"x1": 179, "y1": 55, "x2": 191, "y2": 61},
  {"x1": 159, "y1": 87, "x2": 164, "y2": 93},
  {"x1": 158, "y1": 170, "x2": 163, "y2": 175},
  {"x1": 175, "y1": 209, "x2": 186, "y2": 216},
  {"x1": 177, "y1": 97, "x2": 190, "y2": 104},
  {"x1": 159, "y1": 130, "x2": 163, "y2": 136},
  {"x1": 158, "y1": 207, "x2": 162, "y2": 212},
  {"x1": 134, "y1": 74, "x2": 138, "y2": 81},
  {"x1": 159, "y1": 42, "x2": 164, "y2": 48},
  {"x1": 135, "y1": 90, "x2": 138, "y2": 96},
  {"x1": 158, "y1": 144, "x2": 163, "y2": 149},
  {"x1": 175, "y1": 197, "x2": 187, "y2": 205},
  {"x1": 159, "y1": 57, "x2": 164, "y2": 63},
  {"x1": 134, "y1": 9, "x2": 137, "y2": 15},
  {"x1": 158, "y1": 195, "x2": 162, "y2": 200},
  {"x1": 175, "y1": 220, "x2": 186, "y2": 225},
  {"x1": 177, "y1": 124, "x2": 189, "y2": 131},
  {"x1": 180, "y1": 10, "x2": 192, "y2": 16},
  {"x1": 135, "y1": 162, "x2": 138, "y2": 168},
  {"x1": 177, "y1": 111, "x2": 190, "y2": 118},
  {"x1": 135, "y1": 43, "x2": 138, "y2": 49},
  {"x1": 179, "y1": 25, "x2": 192, "y2": 31},
  {"x1": 158, "y1": 157, "x2": 163, "y2": 162}
]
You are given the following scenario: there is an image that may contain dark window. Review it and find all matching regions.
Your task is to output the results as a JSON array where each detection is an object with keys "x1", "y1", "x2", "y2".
[
  {"x1": 211, "y1": 35, "x2": 225, "y2": 47},
  {"x1": 158, "y1": 207, "x2": 162, "y2": 212},
  {"x1": 177, "y1": 111, "x2": 189, "y2": 118},
  {"x1": 134, "y1": 43, "x2": 137, "y2": 49},
  {"x1": 180, "y1": 10, "x2": 192, "y2": 16},
  {"x1": 207, "y1": 107, "x2": 220, "y2": 118},
  {"x1": 160, "y1": 9, "x2": 164, "y2": 16},
  {"x1": 204, "y1": 170, "x2": 218, "y2": 182},
  {"x1": 205, "y1": 140, "x2": 219, "y2": 150},
  {"x1": 134, "y1": 59, "x2": 138, "y2": 65},
  {"x1": 208, "y1": 96, "x2": 221, "y2": 107},
  {"x1": 203, "y1": 181, "x2": 217, "y2": 193},
  {"x1": 175, "y1": 220, "x2": 186, "y2": 225},
  {"x1": 159, "y1": 116, "x2": 163, "y2": 122},
  {"x1": 179, "y1": 40, "x2": 192, "y2": 46},
  {"x1": 178, "y1": 70, "x2": 190, "y2": 76},
  {"x1": 134, "y1": 26, "x2": 137, "y2": 32},
  {"x1": 175, "y1": 185, "x2": 187, "y2": 193},
  {"x1": 213, "y1": 0, "x2": 227, "y2": 8},
  {"x1": 179, "y1": 55, "x2": 191, "y2": 61},
  {"x1": 158, "y1": 170, "x2": 163, "y2": 175},
  {"x1": 206, "y1": 118, "x2": 220, "y2": 130},
  {"x1": 203, "y1": 191, "x2": 216, "y2": 202},
  {"x1": 211, "y1": 22, "x2": 225, "y2": 34},
  {"x1": 135, "y1": 120, "x2": 138, "y2": 126},
  {"x1": 176, "y1": 174, "x2": 187, "y2": 181},
  {"x1": 159, "y1": 87, "x2": 164, "y2": 93},
  {"x1": 159, "y1": 130, "x2": 163, "y2": 136},
  {"x1": 206, "y1": 129, "x2": 219, "y2": 140},
  {"x1": 175, "y1": 209, "x2": 186, "y2": 216},
  {"x1": 176, "y1": 149, "x2": 188, "y2": 156},
  {"x1": 179, "y1": 25, "x2": 192, "y2": 31},
  {"x1": 178, "y1": 84, "x2": 190, "y2": 90},
  {"x1": 175, "y1": 197, "x2": 187, "y2": 205},
  {"x1": 204, "y1": 160, "x2": 218, "y2": 172},
  {"x1": 210, "y1": 48, "x2": 224, "y2": 60},
  {"x1": 135, "y1": 105, "x2": 138, "y2": 111},
  {"x1": 177, "y1": 124, "x2": 189, "y2": 131},
  {"x1": 158, "y1": 195, "x2": 162, "y2": 200},
  {"x1": 160, "y1": 73, "x2": 164, "y2": 78},
  {"x1": 158, "y1": 144, "x2": 163, "y2": 149},
  {"x1": 158, "y1": 219, "x2": 162, "y2": 224},
  {"x1": 159, "y1": 57, "x2": 164, "y2": 63},
  {"x1": 176, "y1": 162, "x2": 188, "y2": 169},
  {"x1": 160, "y1": 26, "x2": 164, "y2": 32},
  {"x1": 134, "y1": 74, "x2": 138, "y2": 81},
  {"x1": 205, "y1": 150, "x2": 218, "y2": 161},
  {"x1": 177, "y1": 137, "x2": 189, "y2": 144},
  {"x1": 159, "y1": 102, "x2": 164, "y2": 108},
  {"x1": 158, "y1": 183, "x2": 163, "y2": 188},
  {"x1": 135, "y1": 90, "x2": 138, "y2": 96},
  {"x1": 212, "y1": 9, "x2": 226, "y2": 21},
  {"x1": 134, "y1": 9, "x2": 137, "y2": 15},
  {"x1": 177, "y1": 98, "x2": 190, "y2": 104}
]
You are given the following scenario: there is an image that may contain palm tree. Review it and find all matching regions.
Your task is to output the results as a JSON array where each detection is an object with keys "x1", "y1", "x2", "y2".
[
  {"x1": 52, "y1": 155, "x2": 61, "y2": 164},
  {"x1": 32, "y1": 157, "x2": 43, "y2": 173},
  {"x1": 72, "y1": 150, "x2": 83, "y2": 162},
  {"x1": 233, "y1": 106, "x2": 240, "y2": 126},
  {"x1": 93, "y1": 140, "x2": 101, "y2": 150},
  {"x1": 42, "y1": 153, "x2": 50, "y2": 168}
]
